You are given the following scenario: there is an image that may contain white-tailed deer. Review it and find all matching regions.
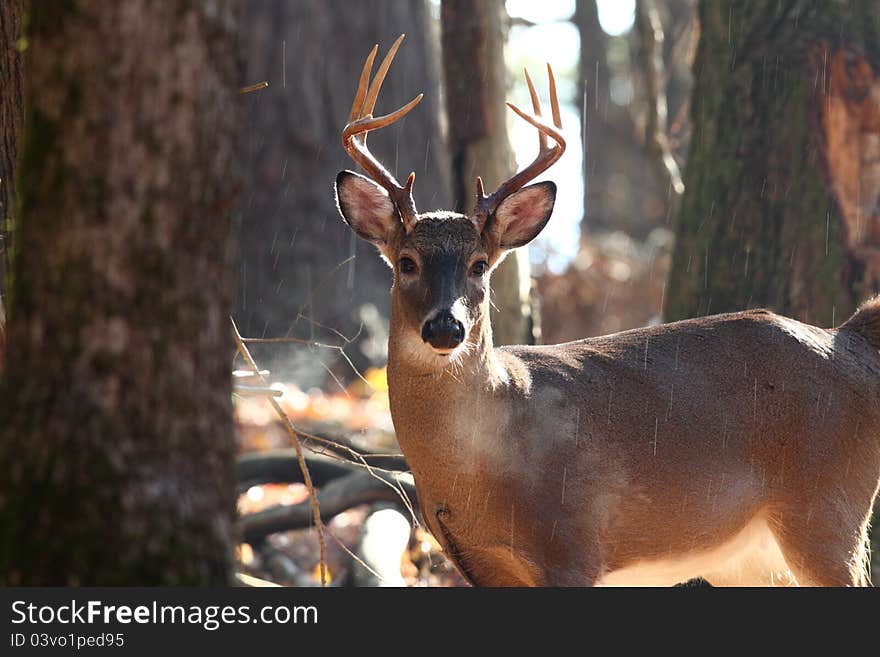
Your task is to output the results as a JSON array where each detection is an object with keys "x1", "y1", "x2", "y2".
[{"x1": 334, "y1": 36, "x2": 880, "y2": 586}]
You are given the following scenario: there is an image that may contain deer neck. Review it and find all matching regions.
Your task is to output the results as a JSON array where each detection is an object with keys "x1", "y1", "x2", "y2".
[{"x1": 386, "y1": 297, "x2": 510, "y2": 483}]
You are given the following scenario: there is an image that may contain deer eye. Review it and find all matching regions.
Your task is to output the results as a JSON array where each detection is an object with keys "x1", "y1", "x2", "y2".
[
  {"x1": 470, "y1": 260, "x2": 489, "y2": 277},
  {"x1": 398, "y1": 257, "x2": 417, "y2": 274}
]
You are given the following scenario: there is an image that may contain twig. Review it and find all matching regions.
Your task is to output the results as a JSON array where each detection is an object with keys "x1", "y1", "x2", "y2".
[
  {"x1": 232, "y1": 384, "x2": 283, "y2": 397},
  {"x1": 301, "y1": 437, "x2": 408, "y2": 472},
  {"x1": 239, "y1": 81, "x2": 269, "y2": 94},
  {"x1": 293, "y1": 430, "x2": 418, "y2": 524},
  {"x1": 234, "y1": 572, "x2": 280, "y2": 587},
  {"x1": 244, "y1": 325, "x2": 370, "y2": 388},
  {"x1": 231, "y1": 317, "x2": 329, "y2": 586},
  {"x1": 298, "y1": 436, "x2": 418, "y2": 525},
  {"x1": 303, "y1": 443, "x2": 409, "y2": 476},
  {"x1": 285, "y1": 255, "x2": 356, "y2": 338},
  {"x1": 326, "y1": 527, "x2": 389, "y2": 586},
  {"x1": 242, "y1": 336, "x2": 317, "y2": 344},
  {"x1": 233, "y1": 368, "x2": 270, "y2": 377},
  {"x1": 636, "y1": 0, "x2": 684, "y2": 197}
]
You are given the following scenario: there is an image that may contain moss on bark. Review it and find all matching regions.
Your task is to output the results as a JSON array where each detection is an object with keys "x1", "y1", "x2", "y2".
[{"x1": 666, "y1": 1, "x2": 880, "y2": 325}]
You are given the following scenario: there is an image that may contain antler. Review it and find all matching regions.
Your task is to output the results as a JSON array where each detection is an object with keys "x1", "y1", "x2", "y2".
[
  {"x1": 472, "y1": 64, "x2": 566, "y2": 233},
  {"x1": 342, "y1": 34, "x2": 423, "y2": 231}
]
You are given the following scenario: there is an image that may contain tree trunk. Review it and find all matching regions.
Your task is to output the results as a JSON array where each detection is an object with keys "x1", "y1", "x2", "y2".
[
  {"x1": 0, "y1": 0, "x2": 22, "y2": 227},
  {"x1": 0, "y1": 0, "x2": 240, "y2": 585},
  {"x1": 665, "y1": 0, "x2": 880, "y2": 581},
  {"x1": 237, "y1": 0, "x2": 450, "y2": 377},
  {"x1": 576, "y1": 0, "x2": 692, "y2": 242},
  {"x1": 0, "y1": 0, "x2": 23, "y2": 364},
  {"x1": 575, "y1": 0, "x2": 611, "y2": 240},
  {"x1": 442, "y1": 0, "x2": 536, "y2": 345},
  {"x1": 665, "y1": 0, "x2": 880, "y2": 325}
]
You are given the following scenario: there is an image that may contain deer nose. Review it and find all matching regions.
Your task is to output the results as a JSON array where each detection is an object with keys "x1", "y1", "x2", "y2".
[{"x1": 421, "y1": 310, "x2": 465, "y2": 350}]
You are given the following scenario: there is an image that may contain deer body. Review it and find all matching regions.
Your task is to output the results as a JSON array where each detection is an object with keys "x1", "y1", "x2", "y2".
[
  {"x1": 389, "y1": 304, "x2": 880, "y2": 586},
  {"x1": 335, "y1": 37, "x2": 880, "y2": 585}
]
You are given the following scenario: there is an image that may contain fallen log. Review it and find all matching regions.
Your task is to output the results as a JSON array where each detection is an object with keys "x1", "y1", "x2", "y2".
[{"x1": 240, "y1": 469, "x2": 419, "y2": 543}]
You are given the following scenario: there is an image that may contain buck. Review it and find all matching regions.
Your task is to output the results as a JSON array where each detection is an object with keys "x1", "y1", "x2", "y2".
[{"x1": 334, "y1": 36, "x2": 880, "y2": 586}]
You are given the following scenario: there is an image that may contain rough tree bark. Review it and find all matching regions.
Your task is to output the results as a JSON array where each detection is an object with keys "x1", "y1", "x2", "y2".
[
  {"x1": 665, "y1": 0, "x2": 880, "y2": 581},
  {"x1": 0, "y1": 1, "x2": 240, "y2": 585},
  {"x1": 237, "y1": 0, "x2": 450, "y2": 374},
  {"x1": 665, "y1": 0, "x2": 880, "y2": 325},
  {"x1": 442, "y1": 0, "x2": 536, "y2": 345},
  {"x1": 0, "y1": 0, "x2": 23, "y2": 364}
]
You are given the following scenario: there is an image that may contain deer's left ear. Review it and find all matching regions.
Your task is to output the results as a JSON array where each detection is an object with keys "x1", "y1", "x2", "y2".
[{"x1": 492, "y1": 181, "x2": 556, "y2": 249}]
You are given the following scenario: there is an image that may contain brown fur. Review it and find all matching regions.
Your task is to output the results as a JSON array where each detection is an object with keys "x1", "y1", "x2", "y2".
[
  {"x1": 841, "y1": 295, "x2": 880, "y2": 351},
  {"x1": 390, "y1": 302, "x2": 880, "y2": 586}
]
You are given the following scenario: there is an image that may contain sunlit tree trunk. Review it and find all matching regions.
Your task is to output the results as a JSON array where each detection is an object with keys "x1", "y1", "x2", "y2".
[
  {"x1": 237, "y1": 0, "x2": 449, "y2": 373},
  {"x1": 0, "y1": 0, "x2": 240, "y2": 585},
  {"x1": 442, "y1": 0, "x2": 536, "y2": 345},
  {"x1": 665, "y1": 0, "x2": 880, "y2": 581}
]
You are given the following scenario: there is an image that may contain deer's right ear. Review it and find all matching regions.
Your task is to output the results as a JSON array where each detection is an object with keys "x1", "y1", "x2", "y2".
[{"x1": 335, "y1": 171, "x2": 399, "y2": 245}]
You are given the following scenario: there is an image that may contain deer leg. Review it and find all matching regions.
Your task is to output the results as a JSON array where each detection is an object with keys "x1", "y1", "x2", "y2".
[{"x1": 769, "y1": 506, "x2": 870, "y2": 587}]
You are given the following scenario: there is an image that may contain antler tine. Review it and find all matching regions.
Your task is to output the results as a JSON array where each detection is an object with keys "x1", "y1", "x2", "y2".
[
  {"x1": 342, "y1": 35, "x2": 422, "y2": 231},
  {"x1": 547, "y1": 63, "x2": 562, "y2": 129},
  {"x1": 472, "y1": 65, "x2": 566, "y2": 232},
  {"x1": 348, "y1": 44, "x2": 378, "y2": 124},
  {"x1": 523, "y1": 68, "x2": 547, "y2": 151},
  {"x1": 363, "y1": 34, "x2": 405, "y2": 121}
]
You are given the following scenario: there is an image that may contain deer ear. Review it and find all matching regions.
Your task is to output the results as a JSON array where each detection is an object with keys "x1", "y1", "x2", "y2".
[
  {"x1": 492, "y1": 181, "x2": 556, "y2": 249},
  {"x1": 335, "y1": 171, "x2": 399, "y2": 245}
]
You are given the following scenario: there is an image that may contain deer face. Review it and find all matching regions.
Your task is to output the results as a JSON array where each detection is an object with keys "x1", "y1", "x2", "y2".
[
  {"x1": 335, "y1": 171, "x2": 556, "y2": 357},
  {"x1": 336, "y1": 37, "x2": 563, "y2": 360}
]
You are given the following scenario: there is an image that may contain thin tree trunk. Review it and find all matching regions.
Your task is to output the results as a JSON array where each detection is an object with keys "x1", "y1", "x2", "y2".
[
  {"x1": 575, "y1": 0, "x2": 611, "y2": 241},
  {"x1": 0, "y1": 0, "x2": 24, "y2": 364},
  {"x1": 237, "y1": 0, "x2": 449, "y2": 376},
  {"x1": 0, "y1": 0, "x2": 22, "y2": 226},
  {"x1": 665, "y1": 0, "x2": 880, "y2": 581},
  {"x1": 0, "y1": 0, "x2": 240, "y2": 585},
  {"x1": 442, "y1": 0, "x2": 536, "y2": 345}
]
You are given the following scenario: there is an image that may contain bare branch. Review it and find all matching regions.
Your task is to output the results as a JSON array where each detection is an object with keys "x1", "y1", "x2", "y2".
[
  {"x1": 298, "y1": 431, "x2": 408, "y2": 472},
  {"x1": 234, "y1": 572, "x2": 280, "y2": 587},
  {"x1": 231, "y1": 317, "x2": 329, "y2": 586},
  {"x1": 232, "y1": 384, "x2": 283, "y2": 397},
  {"x1": 239, "y1": 81, "x2": 268, "y2": 94}
]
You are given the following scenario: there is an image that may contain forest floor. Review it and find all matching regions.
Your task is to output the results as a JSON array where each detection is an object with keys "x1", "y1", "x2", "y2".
[{"x1": 233, "y1": 368, "x2": 466, "y2": 587}]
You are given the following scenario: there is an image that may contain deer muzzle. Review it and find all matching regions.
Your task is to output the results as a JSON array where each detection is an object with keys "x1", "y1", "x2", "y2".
[{"x1": 421, "y1": 310, "x2": 465, "y2": 351}]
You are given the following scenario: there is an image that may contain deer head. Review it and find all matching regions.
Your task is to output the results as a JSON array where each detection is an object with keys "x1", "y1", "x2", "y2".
[{"x1": 335, "y1": 35, "x2": 565, "y2": 365}]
